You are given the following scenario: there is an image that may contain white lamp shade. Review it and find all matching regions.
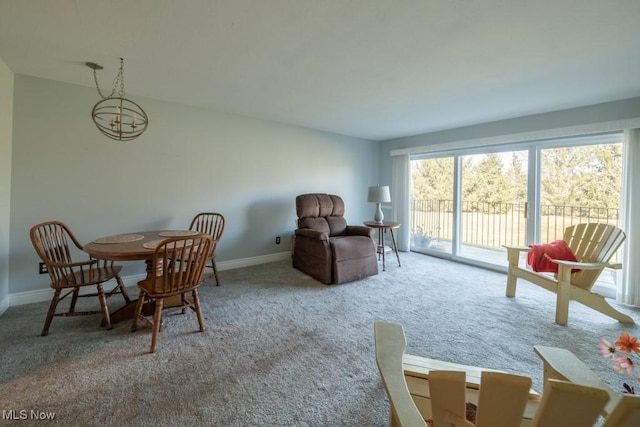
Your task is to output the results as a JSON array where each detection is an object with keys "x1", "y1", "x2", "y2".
[{"x1": 367, "y1": 186, "x2": 391, "y2": 203}]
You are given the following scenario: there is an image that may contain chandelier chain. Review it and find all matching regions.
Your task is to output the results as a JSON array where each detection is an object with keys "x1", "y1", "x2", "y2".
[{"x1": 92, "y1": 58, "x2": 126, "y2": 99}]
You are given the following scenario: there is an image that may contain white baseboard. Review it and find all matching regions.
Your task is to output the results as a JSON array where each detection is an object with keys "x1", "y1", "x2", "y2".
[
  {"x1": 8, "y1": 251, "x2": 292, "y2": 307},
  {"x1": 217, "y1": 251, "x2": 290, "y2": 271},
  {"x1": 0, "y1": 296, "x2": 9, "y2": 316}
]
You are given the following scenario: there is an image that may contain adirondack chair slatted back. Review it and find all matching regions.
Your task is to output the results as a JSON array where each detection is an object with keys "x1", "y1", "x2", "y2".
[
  {"x1": 429, "y1": 374, "x2": 610, "y2": 427},
  {"x1": 475, "y1": 372, "x2": 532, "y2": 426},
  {"x1": 429, "y1": 370, "x2": 531, "y2": 427},
  {"x1": 428, "y1": 371, "x2": 468, "y2": 426},
  {"x1": 564, "y1": 223, "x2": 626, "y2": 291}
]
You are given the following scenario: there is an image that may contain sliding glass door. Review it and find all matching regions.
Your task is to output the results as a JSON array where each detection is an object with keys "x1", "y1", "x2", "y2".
[
  {"x1": 539, "y1": 141, "x2": 623, "y2": 293},
  {"x1": 409, "y1": 133, "x2": 623, "y2": 274}
]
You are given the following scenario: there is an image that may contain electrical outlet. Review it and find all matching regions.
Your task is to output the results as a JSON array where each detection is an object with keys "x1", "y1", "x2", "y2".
[
  {"x1": 39, "y1": 262, "x2": 48, "y2": 275},
  {"x1": 276, "y1": 236, "x2": 281, "y2": 244}
]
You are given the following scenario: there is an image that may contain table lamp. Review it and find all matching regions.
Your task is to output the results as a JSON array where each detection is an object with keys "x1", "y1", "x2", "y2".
[{"x1": 367, "y1": 185, "x2": 391, "y2": 224}]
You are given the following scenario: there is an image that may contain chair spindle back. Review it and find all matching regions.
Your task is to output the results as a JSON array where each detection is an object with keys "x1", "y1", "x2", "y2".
[{"x1": 147, "y1": 236, "x2": 212, "y2": 295}]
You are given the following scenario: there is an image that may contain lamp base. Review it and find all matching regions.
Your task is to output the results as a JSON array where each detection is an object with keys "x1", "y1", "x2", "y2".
[{"x1": 374, "y1": 203, "x2": 384, "y2": 224}]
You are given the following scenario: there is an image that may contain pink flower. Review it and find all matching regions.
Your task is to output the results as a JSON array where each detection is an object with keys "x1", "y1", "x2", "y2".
[
  {"x1": 599, "y1": 339, "x2": 616, "y2": 358},
  {"x1": 600, "y1": 333, "x2": 640, "y2": 394},
  {"x1": 612, "y1": 354, "x2": 635, "y2": 377}
]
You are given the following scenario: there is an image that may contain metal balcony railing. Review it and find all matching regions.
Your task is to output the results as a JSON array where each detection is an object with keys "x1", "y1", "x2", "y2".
[{"x1": 410, "y1": 199, "x2": 619, "y2": 251}]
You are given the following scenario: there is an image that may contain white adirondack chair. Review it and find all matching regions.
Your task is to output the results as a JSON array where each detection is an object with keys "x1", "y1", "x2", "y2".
[
  {"x1": 504, "y1": 222, "x2": 633, "y2": 325},
  {"x1": 374, "y1": 321, "x2": 640, "y2": 427}
]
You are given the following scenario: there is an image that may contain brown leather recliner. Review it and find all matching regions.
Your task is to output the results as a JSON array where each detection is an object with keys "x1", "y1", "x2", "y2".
[{"x1": 293, "y1": 193, "x2": 378, "y2": 284}]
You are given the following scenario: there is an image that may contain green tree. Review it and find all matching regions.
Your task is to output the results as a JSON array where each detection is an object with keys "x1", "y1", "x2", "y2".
[
  {"x1": 463, "y1": 153, "x2": 507, "y2": 204},
  {"x1": 411, "y1": 157, "x2": 454, "y2": 201},
  {"x1": 541, "y1": 144, "x2": 622, "y2": 212},
  {"x1": 505, "y1": 152, "x2": 527, "y2": 203}
]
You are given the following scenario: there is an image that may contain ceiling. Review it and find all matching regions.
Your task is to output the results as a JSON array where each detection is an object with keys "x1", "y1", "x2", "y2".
[{"x1": 1, "y1": 0, "x2": 639, "y2": 141}]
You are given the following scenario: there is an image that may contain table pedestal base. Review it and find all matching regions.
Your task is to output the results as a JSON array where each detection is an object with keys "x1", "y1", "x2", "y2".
[{"x1": 105, "y1": 295, "x2": 182, "y2": 325}]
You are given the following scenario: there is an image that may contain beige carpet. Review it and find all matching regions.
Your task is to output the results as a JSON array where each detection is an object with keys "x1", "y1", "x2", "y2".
[{"x1": 1, "y1": 252, "x2": 639, "y2": 426}]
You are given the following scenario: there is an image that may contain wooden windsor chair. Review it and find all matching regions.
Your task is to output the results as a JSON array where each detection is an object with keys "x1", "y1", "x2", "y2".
[
  {"x1": 189, "y1": 212, "x2": 225, "y2": 286},
  {"x1": 30, "y1": 220, "x2": 130, "y2": 336},
  {"x1": 131, "y1": 234, "x2": 212, "y2": 353}
]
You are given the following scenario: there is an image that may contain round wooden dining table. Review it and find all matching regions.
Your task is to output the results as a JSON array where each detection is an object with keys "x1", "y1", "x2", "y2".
[{"x1": 84, "y1": 229, "x2": 204, "y2": 324}]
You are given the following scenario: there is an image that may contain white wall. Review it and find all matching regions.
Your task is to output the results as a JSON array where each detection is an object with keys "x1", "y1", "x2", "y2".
[
  {"x1": 0, "y1": 58, "x2": 13, "y2": 313},
  {"x1": 378, "y1": 97, "x2": 640, "y2": 192},
  {"x1": 9, "y1": 75, "x2": 379, "y2": 297}
]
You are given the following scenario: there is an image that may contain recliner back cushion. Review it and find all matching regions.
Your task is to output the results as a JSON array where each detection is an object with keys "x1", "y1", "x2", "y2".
[
  {"x1": 296, "y1": 193, "x2": 348, "y2": 236},
  {"x1": 296, "y1": 194, "x2": 345, "y2": 218}
]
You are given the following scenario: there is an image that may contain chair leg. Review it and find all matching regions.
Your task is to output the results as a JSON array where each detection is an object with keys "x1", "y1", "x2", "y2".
[
  {"x1": 505, "y1": 249, "x2": 520, "y2": 298},
  {"x1": 131, "y1": 293, "x2": 145, "y2": 332},
  {"x1": 116, "y1": 274, "x2": 131, "y2": 303},
  {"x1": 555, "y1": 279, "x2": 571, "y2": 326},
  {"x1": 41, "y1": 289, "x2": 61, "y2": 336},
  {"x1": 150, "y1": 298, "x2": 164, "y2": 353},
  {"x1": 96, "y1": 284, "x2": 112, "y2": 330},
  {"x1": 506, "y1": 268, "x2": 518, "y2": 298},
  {"x1": 181, "y1": 293, "x2": 187, "y2": 315},
  {"x1": 212, "y1": 258, "x2": 220, "y2": 286},
  {"x1": 192, "y1": 289, "x2": 205, "y2": 332},
  {"x1": 69, "y1": 287, "x2": 80, "y2": 313},
  {"x1": 572, "y1": 287, "x2": 635, "y2": 324}
]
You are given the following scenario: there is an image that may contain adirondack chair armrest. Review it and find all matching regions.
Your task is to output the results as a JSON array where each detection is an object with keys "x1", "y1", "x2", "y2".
[
  {"x1": 533, "y1": 345, "x2": 620, "y2": 416},
  {"x1": 552, "y1": 260, "x2": 609, "y2": 271},
  {"x1": 502, "y1": 245, "x2": 532, "y2": 252},
  {"x1": 374, "y1": 321, "x2": 427, "y2": 427},
  {"x1": 503, "y1": 245, "x2": 532, "y2": 268}
]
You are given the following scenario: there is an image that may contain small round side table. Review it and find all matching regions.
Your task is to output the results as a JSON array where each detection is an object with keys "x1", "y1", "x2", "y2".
[{"x1": 363, "y1": 221, "x2": 402, "y2": 271}]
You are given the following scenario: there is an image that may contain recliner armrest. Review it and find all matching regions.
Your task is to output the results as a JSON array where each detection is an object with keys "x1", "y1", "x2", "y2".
[
  {"x1": 346, "y1": 225, "x2": 375, "y2": 237},
  {"x1": 295, "y1": 228, "x2": 329, "y2": 241}
]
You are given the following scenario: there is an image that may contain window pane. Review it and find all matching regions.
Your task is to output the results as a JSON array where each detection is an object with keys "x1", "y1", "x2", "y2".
[
  {"x1": 540, "y1": 143, "x2": 622, "y2": 241},
  {"x1": 410, "y1": 157, "x2": 453, "y2": 254},
  {"x1": 459, "y1": 151, "x2": 528, "y2": 265}
]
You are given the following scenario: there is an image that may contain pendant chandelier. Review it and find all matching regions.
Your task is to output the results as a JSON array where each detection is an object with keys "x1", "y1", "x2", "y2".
[{"x1": 86, "y1": 58, "x2": 148, "y2": 141}]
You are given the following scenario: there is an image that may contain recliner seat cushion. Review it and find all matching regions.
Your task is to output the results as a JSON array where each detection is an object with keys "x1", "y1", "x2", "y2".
[{"x1": 330, "y1": 236, "x2": 376, "y2": 261}]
